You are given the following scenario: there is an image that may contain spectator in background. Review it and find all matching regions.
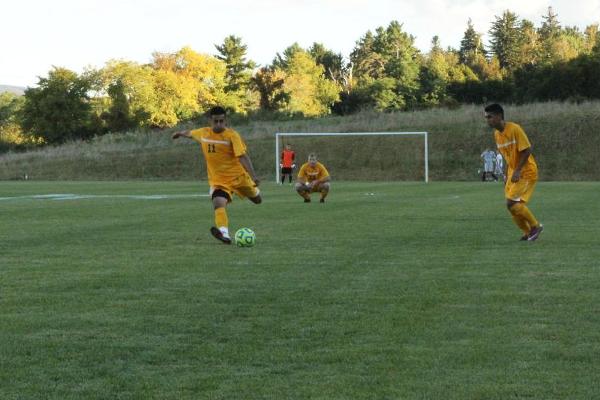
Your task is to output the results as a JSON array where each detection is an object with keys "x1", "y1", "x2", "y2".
[
  {"x1": 495, "y1": 151, "x2": 505, "y2": 182},
  {"x1": 480, "y1": 148, "x2": 498, "y2": 182}
]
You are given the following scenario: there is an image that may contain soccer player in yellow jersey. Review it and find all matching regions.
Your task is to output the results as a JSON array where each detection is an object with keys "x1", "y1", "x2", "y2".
[
  {"x1": 485, "y1": 103, "x2": 543, "y2": 241},
  {"x1": 295, "y1": 153, "x2": 331, "y2": 203},
  {"x1": 172, "y1": 106, "x2": 261, "y2": 244}
]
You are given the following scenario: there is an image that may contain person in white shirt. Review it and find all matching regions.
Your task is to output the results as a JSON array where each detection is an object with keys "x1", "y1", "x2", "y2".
[
  {"x1": 480, "y1": 149, "x2": 498, "y2": 182},
  {"x1": 494, "y1": 151, "x2": 505, "y2": 182}
]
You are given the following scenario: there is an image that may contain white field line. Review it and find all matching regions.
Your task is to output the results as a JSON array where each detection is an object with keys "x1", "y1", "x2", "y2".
[{"x1": 0, "y1": 194, "x2": 209, "y2": 201}]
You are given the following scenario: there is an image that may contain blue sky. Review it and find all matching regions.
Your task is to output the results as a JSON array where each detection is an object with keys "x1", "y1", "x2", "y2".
[{"x1": 1, "y1": 0, "x2": 599, "y2": 87}]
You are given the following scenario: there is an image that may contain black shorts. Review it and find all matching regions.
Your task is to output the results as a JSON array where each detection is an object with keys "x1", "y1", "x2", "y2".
[{"x1": 281, "y1": 167, "x2": 292, "y2": 174}]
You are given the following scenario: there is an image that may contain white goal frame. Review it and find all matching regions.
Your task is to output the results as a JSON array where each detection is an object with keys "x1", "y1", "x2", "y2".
[{"x1": 275, "y1": 132, "x2": 429, "y2": 183}]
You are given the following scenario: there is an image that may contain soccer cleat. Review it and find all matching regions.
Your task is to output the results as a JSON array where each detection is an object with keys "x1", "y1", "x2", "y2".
[
  {"x1": 319, "y1": 198, "x2": 325, "y2": 203},
  {"x1": 527, "y1": 224, "x2": 544, "y2": 241},
  {"x1": 520, "y1": 234, "x2": 529, "y2": 241},
  {"x1": 304, "y1": 198, "x2": 311, "y2": 203},
  {"x1": 210, "y1": 227, "x2": 232, "y2": 244}
]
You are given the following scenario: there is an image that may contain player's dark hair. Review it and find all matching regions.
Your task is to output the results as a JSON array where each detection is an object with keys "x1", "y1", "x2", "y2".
[
  {"x1": 209, "y1": 106, "x2": 227, "y2": 116},
  {"x1": 484, "y1": 103, "x2": 504, "y2": 119}
]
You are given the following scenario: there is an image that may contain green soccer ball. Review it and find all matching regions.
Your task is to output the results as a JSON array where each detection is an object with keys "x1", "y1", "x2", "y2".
[{"x1": 235, "y1": 228, "x2": 256, "y2": 247}]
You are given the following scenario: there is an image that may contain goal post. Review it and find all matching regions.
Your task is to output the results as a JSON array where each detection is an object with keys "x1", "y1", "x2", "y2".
[{"x1": 275, "y1": 132, "x2": 429, "y2": 183}]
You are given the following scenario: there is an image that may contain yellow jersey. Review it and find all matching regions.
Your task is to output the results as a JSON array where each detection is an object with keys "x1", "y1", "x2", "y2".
[
  {"x1": 190, "y1": 127, "x2": 248, "y2": 186},
  {"x1": 494, "y1": 122, "x2": 538, "y2": 180},
  {"x1": 298, "y1": 162, "x2": 329, "y2": 183}
]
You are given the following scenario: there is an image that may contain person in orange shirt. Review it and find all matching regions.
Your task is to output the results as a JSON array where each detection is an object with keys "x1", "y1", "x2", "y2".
[
  {"x1": 485, "y1": 103, "x2": 543, "y2": 241},
  {"x1": 172, "y1": 106, "x2": 261, "y2": 244},
  {"x1": 280, "y1": 144, "x2": 296, "y2": 185},
  {"x1": 295, "y1": 153, "x2": 330, "y2": 203}
]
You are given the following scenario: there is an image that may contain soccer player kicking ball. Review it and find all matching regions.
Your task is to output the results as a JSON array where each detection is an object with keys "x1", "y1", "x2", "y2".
[
  {"x1": 295, "y1": 153, "x2": 331, "y2": 203},
  {"x1": 484, "y1": 103, "x2": 543, "y2": 241},
  {"x1": 172, "y1": 106, "x2": 261, "y2": 244}
]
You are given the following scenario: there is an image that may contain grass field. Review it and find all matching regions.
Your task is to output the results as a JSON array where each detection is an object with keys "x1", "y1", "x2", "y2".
[{"x1": 1, "y1": 181, "x2": 600, "y2": 399}]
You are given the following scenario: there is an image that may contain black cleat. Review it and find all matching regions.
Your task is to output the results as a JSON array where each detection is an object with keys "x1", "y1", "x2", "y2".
[
  {"x1": 304, "y1": 198, "x2": 311, "y2": 203},
  {"x1": 319, "y1": 198, "x2": 325, "y2": 203},
  {"x1": 527, "y1": 224, "x2": 544, "y2": 241},
  {"x1": 210, "y1": 227, "x2": 231, "y2": 244}
]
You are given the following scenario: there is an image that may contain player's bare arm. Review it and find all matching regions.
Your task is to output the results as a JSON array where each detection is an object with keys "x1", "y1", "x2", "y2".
[
  {"x1": 238, "y1": 154, "x2": 260, "y2": 186},
  {"x1": 172, "y1": 130, "x2": 192, "y2": 140}
]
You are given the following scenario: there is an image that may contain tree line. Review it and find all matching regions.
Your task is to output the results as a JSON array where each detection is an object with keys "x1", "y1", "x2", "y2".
[{"x1": 1, "y1": 7, "x2": 599, "y2": 150}]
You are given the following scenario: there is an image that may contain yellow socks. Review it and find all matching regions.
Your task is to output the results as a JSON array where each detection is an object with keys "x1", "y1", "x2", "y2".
[
  {"x1": 214, "y1": 207, "x2": 228, "y2": 230},
  {"x1": 511, "y1": 214, "x2": 531, "y2": 234},
  {"x1": 510, "y1": 203, "x2": 539, "y2": 233}
]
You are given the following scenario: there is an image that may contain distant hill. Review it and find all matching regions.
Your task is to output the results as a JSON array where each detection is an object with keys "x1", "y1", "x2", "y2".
[{"x1": 0, "y1": 85, "x2": 26, "y2": 95}]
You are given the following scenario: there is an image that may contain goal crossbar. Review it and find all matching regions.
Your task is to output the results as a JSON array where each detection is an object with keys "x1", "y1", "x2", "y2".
[{"x1": 275, "y1": 132, "x2": 429, "y2": 183}]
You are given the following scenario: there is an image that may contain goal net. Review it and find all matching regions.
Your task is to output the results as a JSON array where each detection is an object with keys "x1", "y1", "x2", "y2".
[{"x1": 275, "y1": 132, "x2": 429, "y2": 183}]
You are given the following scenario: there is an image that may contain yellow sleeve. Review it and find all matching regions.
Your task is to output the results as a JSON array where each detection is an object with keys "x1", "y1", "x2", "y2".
[
  {"x1": 297, "y1": 164, "x2": 307, "y2": 180},
  {"x1": 513, "y1": 124, "x2": 532, "y2": 152},
  {"x1": 190, "y1": 128, "x2": 204, "y2": 144},
  {"x1": 318, "y1": 163, "x2": 330, "y2": 179},
  {"x1": 228, "y1": 129, "x2": 247, "y2": 157}
]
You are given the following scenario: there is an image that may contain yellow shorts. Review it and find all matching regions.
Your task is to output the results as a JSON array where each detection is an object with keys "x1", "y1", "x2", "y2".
[
  {"x1": 505, "y1": 178, "x2": 537, "y2": 203},
  {"x1": 210, "y1": 173, "x2": 259, "y2": 202}
]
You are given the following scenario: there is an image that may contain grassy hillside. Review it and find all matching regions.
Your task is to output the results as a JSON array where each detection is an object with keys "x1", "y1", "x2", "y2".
[{"x1": 1, "y1": 101, "x2": 599, "y2": 181}]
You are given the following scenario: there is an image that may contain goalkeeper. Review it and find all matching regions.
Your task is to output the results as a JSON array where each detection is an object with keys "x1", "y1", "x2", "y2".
[
  {"x1": 280, "y1": 143, "x2": 296, "y2": 184},
  {"x1": 295, "y1": 153, "x2": 331, "y2": 203}
]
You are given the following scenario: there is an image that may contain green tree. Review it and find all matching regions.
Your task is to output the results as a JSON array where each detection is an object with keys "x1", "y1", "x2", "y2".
[
  {"x1": 103, "y1": 79, "x2": 136, "y2": 132},
  {"x1": 489, "y1": 10, "x2": 523, "y2": 71},
  {"x1": 20, "y1": 67, "x2": 95, "y2": 144},
  {"x1": 517, "y1": 19, "x2": 540, "y2": 66},
  {"x1": 215, "y1": 35, "x2": 259, "y2": 113},
  {"x1": 419, "y1": 37, "x2": 477, "y2": 107},
  {"x1": 252, "y1": 67, "x2": 288, "y2": 111},
  {"x1": 459, "y1": 18, "x2": 486, "y2": 64},
  {"x1": 350, "y1": 31, "x2": 386, "y2": 79},
  {"x1": 538, "y1": 7, "x2": 562, "y2": 64},
  {"x1": 215, "y1": 35, "x2": 256, "y2": 92},
  {"x1": 0, "y1": 92, "x2": 31, "y2": 151},
  {"x1": 348, "y1": 21, "x2": 421, "y2": 110},
  {"x1": 309, "y1": 43, "x2": 349, "y2": 86},
  {"x1": 272, "y1": 43, "x2": 304, "y2": 69},
  {"x1": 280, "y1": 50, "x2": 340, "y2": 116},
  {"x1": 101, "y1": 60, "x2": 158, "y2": 128},
  {"x1": 584, "y1": 24, "x2": 599, "y2": 54}
]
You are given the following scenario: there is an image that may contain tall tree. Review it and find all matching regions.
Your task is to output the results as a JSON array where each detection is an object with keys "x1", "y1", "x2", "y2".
[
  {"x1": 459, "y1": 18, "x2": 486, "y2": 64},
  {"x1": 252, "y1": 67, "x2": 288, "y2": 111},
  {"x1": 20, "y1": 67, "x2": 94, "y2": 144},
  {"x1": 538, "y1": 6, "x2": 562, "y2": 63},
  {"x1": 309, "y1": 43, "x2": 346, "y2": 83},
  {"x1": 518, "y1": 19, "x2": 540, "y2": 66},
  {"x1": 350, "y1": 31, "x2": 385, "y2": 79},
  {"x1": 101, "y1": 60, "x2": 158, "y2": 128},
  {"x1": 489, "y1": 10, "x2": 523, "y2": 71},
  {"x1": 584, "y1": 24, "x2": 599, "y2": 54},
  {"x1": 280, "y1": 50, "x2": 340, "y2": 116},
  {"x1": 349, "y1": 21, "x2": 421, "y2": 110},
  {"x1": 272, "y1": 43, "x2": 304, "y2": 69},
  {"x1": 215, "y1": 35, "x2": 256, "y2": 92}
]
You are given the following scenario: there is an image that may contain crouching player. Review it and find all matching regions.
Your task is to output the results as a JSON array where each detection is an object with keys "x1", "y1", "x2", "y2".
[{"x1": 295, "y1": 153, "x2": 330, "y2": 203}]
